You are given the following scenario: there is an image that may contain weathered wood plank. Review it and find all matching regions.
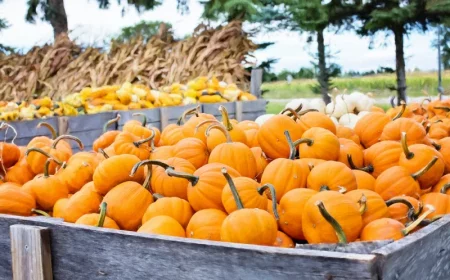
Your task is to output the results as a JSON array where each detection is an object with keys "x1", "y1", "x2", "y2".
[
  {"x1": 250, "y1": 69, "x2": 263, "y2": 98},
  {"x1": 373, "y1": 215, "x2": 450, "y2": 280},
  {"x1": 160, "y1": 104, "x2": 198, "y2": 128},
  {"x1": 0, "y1": 117, "x2": 59, "y2": 146},
  {"x1": 10, "y1": 225, "x2": 53, "y2": 280},
  {"x1": 240, "y1": 100, "x2": 267, "y2": 121},
  {"x1": 297, "y1": 240, "x2": 392, "y2": 254},
  {"x1": 0, "y1": 215, "x2": 378, "y2": 280},
  {"x1": 202, "y1": 102, "x2": 237, "y2": 120},
  {"x1": 117, "y1": 108, "x2": 161, "y2": 130}
]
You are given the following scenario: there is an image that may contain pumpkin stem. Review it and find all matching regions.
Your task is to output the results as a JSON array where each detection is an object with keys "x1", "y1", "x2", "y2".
[
  {"x1": 400, "y1": 132, "x2": 414, "y2": 159},
  {"x1": 431, "y1": 141, "x2": 441, "y2": 151},
  {"x1": 178, "y1": 106, "x2": 201, "y2": 125},
  {"x1": 133, "y1": 130, "x2": 155, "y2": 147},
  {"x1": 258, "y1": 184, "x2": 280, "y2": 220},
  {"x1": 315, "y1": 201, "x2": 348, "y2": 244},
  {"x1": 411, "y1": 156, "x2": 438, "y2": 180},
  {"x1": 280, "y1": 108, "x2": 300, "y2": 121},
  {"x1": 358, "y1": 193, "x2": 367, "y2": 215},
  {"x1": 103, "y1": 115, "x2": 121, "y2": 133},
  {"x1": 206, "y1": 123, "x2": 232, "y2": 143},
  {"x1": 37, "y1": 122, "x2": 58, "y2": 139},
  {"x1": 386, "y1": 198, "x2": 418, "y2": 222},
  {"x1": 153, "y1": 193, "x2": 164, "y2": 201},
  {"x1": 338, "y1": 186, "x2": 347, "y2": 194},
  {"x1": 308, "y1": 163, "x2": 314, "y2": 171},
  {"x1": 402, "y1": 206, "x2": 435, "y2": 236},
  {"x1": 297, "y1": 109, "x2": 319, "y2": 116},
  {"x1": 32, "y1": 209, "x2": 50, "y2": 217},
  {"x1": 293, "y1": 138, "x2": 314, "y2": 147},
  {"x1": 195, "y1": 120, "x2": 220, "y2": 135},
  {"x1": 51, "y1": 135, "x2": 84, "y2": 150},
  {"x1": 440, "y1": 183, "x2": 450, "y2": 194},
  {"x1": 166, "y1": 168, "x2": 199, "y2": 186},
  {"x1": 319, "y1": 186, "x2": 330, "y2": 192},
  {"x1": 221, "y1": 167, "x2": 244, "y2": 210},
  {"x1": 280, "y1": 103, "x2": 303, "y2": 117},
  {"x1": 426, "y1": 124, "x2": 431, "y2": 134},
  {"x1": 347, "y1": 154, "x2": 374, "y2": 173},
  {"x1": 98, "y1": 148, "x2": 109, "y2": 159},
  {"x1": 43, "y1": 158, "x2": 61, "y2": 177},
  {"x1": 129, "y1": 160, "x2": 158, "y2": 191},
  {"x1": 132, "y1": 113, "x2": 147, "y2": 126},
  {"x1": 96, "y1": 202, "x2": 107, "y2": 227},
  {"x1": 392, "y1": 101, "x2": 406, "y2": 120},
  {"x1": 420, "y1": 97, "x2": 431, "y2": 108},
  {"x1": 433, "y1": 106, "x2": 450, "y2": 112},
  {"x1": 219, "y1": 105, "x2": 233, "y2": 131},
  {"x1": 284, "y1": 130, "x2": 298, "y2": 160},
  {"x1": 0, "y1": 122, "x2": 18, "y2": 144},
  {"x1": 26, "y1": 147, "x2": 63, "y2": 167}
]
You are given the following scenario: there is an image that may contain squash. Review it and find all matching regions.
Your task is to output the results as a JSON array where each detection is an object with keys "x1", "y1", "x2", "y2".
[
  {"x1": 338, "y1": 138, "x2": 364, "y2": 168},
  {"x1": 307, "y1": 161, "x2": 357, "y2": 192},
  {"x1": 138, "y1": 216, "x2": 186, "y2": 237},
  {"x1": 0, "y1": 183, "x2": 36, "y2": 216},
  {"x1": 345, "y1": 189, "x2": 389, "y2": 226},
  {"x1": 387, "y1": 196, "x2": 422, "y2": 224},
  {"x1": 297, "y1": 111, "x2": 337, "y2": 134},
  {"x1": 186, "y1": 209, "x2": 228, "y2": 241},
  {"x1": 336, "y1": 125, "x2": 360, "y2": 145},
  {"x1": 436, "y1": 137, "x2": 450, "y2": 173},
  {"x1": 93, "y1": 115, "x2": 121, "y2": 152},
  {"x1": 273, "y1": 231, "x2": 295, "y2": 248},
  {"x1": 380, "y1": 118, "x2": 429, "y2": 145},
  {"x1": 251, "y1": 147, "x2": 269, "y2": 181},
  {"x1": 296, "y1": 127, "x2": 340, "y2": 161},
  {"x1": 181, "y1": 106, "x2": 216, "y2": 143},
  {"x1": 142, "y1": 196, "x2": 194, "y2": 228},
  {"x1": 353, "y1": 170, "x2": 376, "y2": 191},
  {"x1": 420, "y1": 193, "x2": 448, "y2": 219},
  {"x1": 173, "y1": 138, "x2": 209, "y2": 169},
  {"x1": 354, "y1": 112, "x2": 391, "y2": 148},
  {"x1": 431, "y1": 174, "x2": 450, "y2": 194},
  {"x1": 113, "y1": 131, "x2": 153, "y2": 160},
  {"x1": 75, "y1": 202, "x2": 119, "y2": 229},
  {"x1": 362, "y1": 140, "x2": 402, "y2": 178}
]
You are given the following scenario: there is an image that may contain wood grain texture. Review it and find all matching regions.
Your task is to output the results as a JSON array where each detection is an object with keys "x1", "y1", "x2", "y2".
[
  {"x1": 373, "y1": 215, "x2": 450, "y2": 280},
  {"x1": 10, "y1": 225, "x2": 53, "y2": 280},
  {"x1": 0, "y1": 215, "x2": 378, "y2": 280},
  {"x1": 297, "y1": 240, "x2": 392, "y2": 254},
  {"x1": 250, "y1": 69, "x2": 263, "y2": 98},
  {"x1": 240, "y1": 100, "x2": 266, "y2": 121}
]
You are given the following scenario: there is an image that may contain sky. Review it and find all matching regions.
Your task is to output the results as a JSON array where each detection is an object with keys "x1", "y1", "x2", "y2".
[{"x1": 0, "y1": 0, "x2": 442, "y2": 73}]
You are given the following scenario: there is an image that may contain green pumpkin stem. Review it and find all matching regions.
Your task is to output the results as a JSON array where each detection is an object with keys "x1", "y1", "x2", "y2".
[
  {"x1": 219, "y1": 105, "x2": 233, "y2": 131},
  {"x1": 132, "y1": 113, "x2": 147, "y2": 126},
  {"x1": 178, "y1": 106, "x2": 201, "y2": 125},
  {"x1": 284, "y1": 130, "x2": 298, "y2": 160},
  {"x1": 258, "y1": 184, "x2": 280, "y2": 220},
  {"x1": 32, "y1": 209, "x2": 50, "y2": 217},
  {"x1": 440, "y1": 183, "x2": 450, "y2": 194},
  {"x1": 433, "y1": 106, "x2": 450, "y2": 112},
  {"x1": 98, "y1": 148, "x2": 109, "y2": 159},
  {"x1": 221, "y1": 167, "x2": 244, "y2": 210},
  {"x1": 402, "y1": 206, "x2": 435, "y2": 236},
  {"x1": 280, "y1": 107, "x2": 300, "y2": 121},
  {"x1": 411, "y1": 156, "x2": 438, "y2": 180},
  {"x1": 133, "y1": 130, "x2": 155, "y2": 147},
  {"x1": 153, "y1": 193, "x2": 164, "y2": 201},
  {"x1": 392, "y1": 101, "x2": 406, "y2": 120},
  {"x1": 166, "y1": 168, "x2": 199, "y2": 186},
  {"x1": 347, "y1": 154, "x2": 374, "y2": 173},
  {"x1": 37, "y1": 122, "x2": 58, "y2": 139},
  {"x1": 319, "y1": 185, "x2": 330, "y2": 192},
  {"x1": 431, "y1": 141, "x2": 441, "y2": 151},
  {"x1": 385, "y1": 198, "x2": 418, "y2": 221},
  {"x1": 315, "y1": 201, "x2": 348, "y2": 244},
  {"x1": 400, "y1": 132, "x2": 414, "y2": 159},
  {"x1": 51, "y1": 135, "x2": 84, "y2": 150},
  {"x1": 96, "y1": 202, "x2": 107, "y2": 227},
  {"x1": 293, "y1": 138, "x2": 314, "y2": 147},
  {"x1": 103, "y1": 115, "x2": 121, "y2": 132},
  {"x1": 206, "y1": 123, "x2": 232, "y2": 143}
]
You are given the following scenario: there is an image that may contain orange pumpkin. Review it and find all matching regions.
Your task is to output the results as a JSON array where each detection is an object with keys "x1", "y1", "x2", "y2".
[
  {"x1": 123, "y1": 113, "x2": 156, "y2": 141},
  {"x1": 150, "y1": 145, "x2": 175, "y2": 161},
  {"x1": 338, "y1": 138, "x2": 364, "y2": 168},
  {"x1": 173, "y1": 138, "x2": 209, "y2": 169},
  {"x1": 113, "y1": 131, "x2": 153, "y2": 160},
  {"x1": 186, "y1": 209, "x2": 228, "y2": 241},
  {"x1": 353, "y1": 170, "x2": 376, "y2": 191},
  {"x1": 0, "y1": 123, "x2": 22, "y2": 168},
  {"x1": 244, "y1": 129, "x2": 259, "y2": 148},
  {"x1": 297, "y1": 111, "x2": 337, "y2": 134},
  {"x1": 380, "y1": 118, "x2": 428, "y2": 145},
  {"x1": 354, "y1": 112, "x2": 391, "y2": 148},
  {"x1": 420, "y1": 193, "x2": 448, "y2": 219},
  {"x1": 431, "y1": 174, "x2": 450, "y2": 194},
  {"x1": 5, "y1": 152, "x2": 35, "y2": 185},
  {"x1": 160, "y1": 123, "x2": 184, "y2": 146},
  {"x1": 236, "y1": 120, "x2": 259, "y2": 131},
  {"x1": 75, "y1": 202, "x2": 119, "y2": 229},
  {"x1": 363, "y1": 140, "x2": 402, "y2": 178},
  {"x1": 92, "y1": 115, "x2": 121, "y2": 152},
  {"x1": 297, "y1": 127, "x2": 340, "y2": 161},
  {"x1": 251, "y1": 147, "x2": 269, "y2": 181},
  {"x1": 142, "y1": 196, "x2": 194, "y2": 228},
  {"x1": 0, "y1": 183, "x2": 36, "y2": 216},
  {"x1": 181, "y1": 106, "x2": 216, "y2": 143},
  {"x1": 307, "y1": 161, "x2": 357, "y2": 192},
  {"x1": 345, "y1": 189, "x2": 389, "y2": 226},
  {"x1": 336, "y1": 125, "x2": 360, "y2": 145},
  {"x1": 273, "y1": 231, "x2": 295, "y2": 248},
  {"x1": 57, "y1": 155, "x2": 100, "y2": 194},
  {"x1": 387, "y1": 196, "x2": 422, "y2": 224},
  {"x1": 138, "y1": 216, "x2": 186, "y2": 237},
  {"x1": 436, "y1": 137, "x2": 450, "y2": 173}
]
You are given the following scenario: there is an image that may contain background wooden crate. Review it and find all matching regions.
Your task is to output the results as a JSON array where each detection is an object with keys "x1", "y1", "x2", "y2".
[
  {"x1": 160, "y1": 104, "x2": 199, "y2": 128},
  {"x1": 58, "y1": 112, "x2": 117, "y2": 152},
  {"x1": 236, "y1": 100, "x2": 267, "y2": 121},
  {"x1": 0, "y1": 117, "x2": 59, "y2": 146},
  {"x1": 117, "y1": 108, "x2": 161, "y2": 130},
  {"x1": 1, "y1": 214, "x2": 450, "y2": 280}
]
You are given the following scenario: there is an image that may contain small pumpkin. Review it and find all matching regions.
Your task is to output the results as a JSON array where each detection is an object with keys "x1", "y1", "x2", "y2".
[
  {"x1": 338, "y1": 138, "x2": 364, "y2": 168},
  {"x1": 386, "y1": 196, "x2": 422, "y2": 224},
  {"x1": 138, "y1": 216, "x2": 186, "y2": 237},
  {"x1": 75, "y1": 202, "x2": 120, "y2": 229},
  {"x1": 251, "y1": 147, "x2": 269, "y2": 181},
  {"x1": 181, "y1": 106, "x2": 216, "y2": 143},
  {"x1": 123, "y1": 113, "x2": 156, "y2": 141},
  {"x1": 0, "y1": 183, "x2": 36, "y2": 216},
  {"x1": 93, "y1": 115, "x2": 121, "y2": 152},
  {"x1": 113, "y1": 131, "x2": 153, "y2": 160},
  {"x1": 380, "y1": 117, "x2": 429, "y2": 145},
  {"x1": 431, "y1": 174, "x2": 450, "y2": 194},
  {"x1": 173, "y1": 137, "x2": 209, "y2": 169},
  {"x1": 353, "y1": 170, "x2": 376, "y2": 191},
  {"x1": 362, "y1": 140, "x2": 402, "y2": 178},
  {"x1": 273, "y1": 231, "x2": 295, "y2": 248},
  {"x1": 336, "y1": 125, "x2": 360, "y2": 145},
  {"x1": 160, "y1": 123, "x2": 184, "y2": 146},
  {"x1": 345, "y1": 189, "x2": 389, "y2": 226},
  {"x1": 296, "y1": 127, "x2": 340, "y2": 161},
  {"x1": 244, "y1": 129, "x2": 259, "y2": 148},
  {"x1": 297, "y1": 111, "x2": 337, "y2": 134},
  {"x1": 436, "y1": 137, "x2": 450, "y2": 173},
  {"x1": 354, "y1": 112, "x2": 391, "y2": 148},
  {"x1": 420, "y1": 193, "x2": 448, "y2": 219},
  {"x1": 186, "y1": 209, "x2": 228, "y2": 241},
  {"x1": 150, "y1": 145, "x2": 175, "y2": 161},
  {"x1": 0, "y1": 123, "x2": 22, "y2": 168},
  {"x1": 307, "y1": 161, "x2": 357, "y2": 192},
  {"x1": 142, "y1": 195, "x2": 194, "y2": 228},
  {"x1": 5, "y1": 150, "x2": 35, "y2": 185}
]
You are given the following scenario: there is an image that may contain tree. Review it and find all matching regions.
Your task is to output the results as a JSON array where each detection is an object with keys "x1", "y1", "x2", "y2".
[
  {"x1": 357, "y1": 0, "x2": 450, "y2": 104},
  {"x1": 115, "y1": 20, "x2": 173, "y2": 43},
  {"x1": 25, "y1": 0, "x2": 162, "y2": 39},
  {"x1": 201, "y1": 0, "x2": 263, "y2": 21}
]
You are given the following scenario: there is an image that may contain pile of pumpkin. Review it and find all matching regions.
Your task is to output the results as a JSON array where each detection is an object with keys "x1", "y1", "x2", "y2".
[
  {"x1": 0, "y1": 98, "x2": 449, "y2": 248},
  {"x1": 0, "y1": 76, "x2": 255, "y2": 121}
]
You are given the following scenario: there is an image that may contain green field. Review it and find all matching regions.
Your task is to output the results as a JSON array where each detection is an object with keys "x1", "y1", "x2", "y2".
[{"x1": 262, "y1": 71, "x2": 450, "y2": 99}]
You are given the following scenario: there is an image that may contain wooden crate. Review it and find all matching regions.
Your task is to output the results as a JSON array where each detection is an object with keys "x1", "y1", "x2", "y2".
[
  {"x1": 58, "y1": 112, "x2": 117, "y2": 152},
  {"x1": 236, "y1": 100, "x2": 267, "y2": 121},
  {"x1": 1, "y1": 214, "x2": 450, "y2": 280},
  {"x1": 202, "y1": 102, "x2": 237, "y2": 121},
  {"x1": 0, "y1": 117, "x2": 59, "y2": 146},
  {"x1": 117, "y1": 108, "x2": 161, "y2": 130},
  {"x1": 160, "y1": 104, "x2": 199, "y2": 128}
]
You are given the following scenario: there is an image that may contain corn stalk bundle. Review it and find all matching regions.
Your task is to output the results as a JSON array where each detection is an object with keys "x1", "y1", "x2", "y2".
[{"x1": 0, "y1": 21, "x2": 256, "y2": 101}]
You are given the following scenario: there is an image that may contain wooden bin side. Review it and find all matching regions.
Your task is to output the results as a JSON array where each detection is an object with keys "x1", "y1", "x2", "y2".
[
  {"x1": 0, "y1": 215, "x2": 378, "y2": 280},
  {"x1": 116, "y1": 108, "x2": 161, "y2": 131},
  {"x1": 236, "y1": 100, "x2": 267, "y2": 121},
  {"x1": 0, "y1": 117, "x2": 59, "y2": 146},
  {"x1": 202, "y1": 102, "x2": 237, "y2": 121},
  {"x1": 160, "y1": 104, "x2": 199, "y2": 128}
]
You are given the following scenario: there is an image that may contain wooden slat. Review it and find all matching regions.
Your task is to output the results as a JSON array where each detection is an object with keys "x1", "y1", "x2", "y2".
[
  {"x1": 297, "y1": 240, "x2": 392, "y2": 254},
  {"x1": 160, "y1": 104, "x2": 198, "y2": 128},
  {"x1": 250, "y1": 69, "x2": 263, "y2": 98},
  {"x1": 0, "y1": 117, "x2": 59, "y2": 143},
  {"x1": 10, "y1": 225, "x2": 53, "y2": 280},
  {"x1": 0, "y1": 215, "x2": 378, "y2": 279},
  {"x1": 117, "y1": 109, "x2": 161, "y2": 130},
  {"x1": 202, "y1": 102, "x2": 237, "y2": 120},
  {"x1": 373, "y1": 215, "x2": 450, "y2": 280}
]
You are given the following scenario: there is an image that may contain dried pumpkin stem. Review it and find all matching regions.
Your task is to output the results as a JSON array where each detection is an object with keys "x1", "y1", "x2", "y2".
[
  {"x1": 337, "y1": 186, "x2": 347, "y2": 194},
  {"x1": 281, "y1": 103, "x2": 303, "y2": 116},
  {"x1": 96, "y1": 202, "x2": 107, "y2": 228},
  {"x1": 392, "y1": 101, "x2": 406, "y2": 120},
  {"x1": 103, "y1": 114, "x2": 121, "y2": 133},
  {"x1": 32, "y1": 209, "x2": 50, "y2": 217},
  {"x1": 402, "y1": 206, "x2": 435, "y2": 236},
  {"x1": 411, "y1": 156, "x2": 438, "y2": 180},
  {"x1": 43, "y1": 158, "x2": 61, "y2": 177},
  {"x1": 26, "y1": 147, "x2": 63, "y2": 167},
  {"x1": 98, "y1": 148, "x2": 109, "y2": 159},
  {"x1": 400, "y1": 132, "x2": 414, "y2": 159},
  {"x1": 178, "y1": 106, "x2": 200, "y2": 125},
  {"x1": 425, "y1": 124, "x2": 431, "y2": 134},
  {"x1": 195, "y1": 119, "x2": 220, "y2": 134},
  {"x1": 221, "y1": 167, "x2": 244, "y2": 210},
  {"x1": 219, "y1": 105, "x2": 233, "y2": 131},
  {"x1": 132, "y1": 113, "x2": 147, "y2": 126},
  {"x1": 258, "y1": 184, "x2": 280, "y2": 220},
  {"x1": 319, "y1": 185, "x2": 330, "y2": 192},
  {"x1": 166, "y1": 168, "x2": 199, "y2": 186},
  {"x1": 315, "y1": 201, "x2": 348, "y2": 244},
  {"x1": 37, "y1": 122, "x2": 58, "y2": 139},
  {"x1": 385, "y1": 198, "x2": 417, "y2": 221},
  {"x1": 358, "y1": 193, "x2": 367, "y2": 215},
  {"x1": 346, "y1": 154, "x2": 374, "y2": 173},
  {"x1": 206, "y1": 123, "x2": 232, "y2": 143},
  {"x1": 153, "y1": 193, "x2": 164, "y2": 201},
  {"x1": 133, "y1": 130, "x2": 155, "y2": 147},
  {"x1": 440, "y1": 183, "x2": 450, "y2": 194},
  {"x1": 293, "y1": 138, "x2": 314, "y2": 147},
  {"x1": 0, "y1": 122, "x2": 18, "y2": 144},
  {"x1": 51, "y1": 135, "x2": 84, "y2": 150},
  {"x1": 284, "y1": 130, "x2": 298, "y2": 160},
  {"x1": 297, "y1": 109, "x2": 319, "y2": 116},
  {"x1": 433, "y1": 106, "x2": 450, "y2": 112},
  {"x1": 280, "y1": 108, "x2": 300, "y2": 121}
]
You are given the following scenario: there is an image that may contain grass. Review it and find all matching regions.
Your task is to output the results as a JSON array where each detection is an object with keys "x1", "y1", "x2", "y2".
[{"x1": 262, "y1": 71, "x2": 450, "y2": 99}]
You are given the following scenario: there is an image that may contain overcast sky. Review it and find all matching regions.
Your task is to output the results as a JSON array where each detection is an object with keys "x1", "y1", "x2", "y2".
[{"x1": 0, "y1": 0, "x2": 441, "y2": 73}]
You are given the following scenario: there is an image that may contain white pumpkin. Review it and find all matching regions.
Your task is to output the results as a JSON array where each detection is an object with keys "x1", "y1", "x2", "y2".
[{"x1": 255, "y1": 114, "x2": 275, "y2": 126}]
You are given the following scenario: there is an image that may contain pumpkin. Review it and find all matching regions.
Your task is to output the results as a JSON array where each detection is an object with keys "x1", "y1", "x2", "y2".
[
  {"x1": 278, "y1": 188, "x2": 317, "y2": 241},
  {"x1": 398, "y1": 132, "x2": 445, "y2": 189},
  {"x1": 336, "y1": 125, "x2": 360, "y2": 145},
  {"x1": 142, "y1": 196, "x2": 194, "y2": 228},
  {"x1": 353, "y1": 170, "x2": 376, "y2": 191},
  {"x1": 0, "y1": 123, "x2": 21, "y2": 168},
  {"x1": 22, "y1": 158, "x2": 68, "y2": 211},
  {"x1": 436, "y1": 137, "x2": 450, "y2": 173},
  {"x1": 345, "y1": 189, "x2": 389, "y2": 226},
  {"x1": 93, "y1": 154, "x2": 145, "y2": 195},
  {"x1": 273, "y1": 231, "x2": 295, "y2": 248},
  {"x1": 360, "y1": 206, "x2": 434, "y2": 241},
  {"x1": 236, "y1": 120, "x2": 259, "y2": 131},
  {"x1": 374, "y1": 157, "x2": 438, "y2": 201},
  {"x1": 260, "y1": 131, "x2": 310, "y2": 201},
  {"x1": 150, "y1": 145, "x2": 175, "y2": 161},
  {"x1": 0, "y1": 183, "x2": 36, "y2": 216},
  {"x1": 307, "y1": 161, "x2": 357, "y2": 192},
  {"x1": 297, "y1": 111, "x2": 336, "y2": 134},
  {"x1": 186, "y1": 209, "x2": 228, "y2": 241},
  {"x1": 173, "y1": 137, "x2": 209, "y2": 169},
  {"x1": 113, "y1": 131, "x2": 153, "y2": 160},
  {"x1": 123, "y1": 113, "x2": 156, "y2": 141},
  {"x1": 207, "y1": 124, "x2": 256, "y2": 178},
  {"x1": 297, "y1": 127, "x2": 340, "y2": 161},
  {"x1": 75, "y1": 202, "x2": 120, "y2": 229},
  {"x1": 302, "y1": 191, "x2": 363, "y2": 244},
  {"x1": 428, "y1": 121, "x2": 449, "y2": 139},
  {"x1": 53, "y1": 182, "x2": 102, "y2": 223},
  {"x1": 57, "y1": 156, "x2": 99, "y2": 194},
  {"x1": 431, "y1": 174, "x2": 450, "y2": 194},
  {"x1": 160, "y1": 123, "x2": 184, "y2": 146},
  {"x1": 387, "y1": 196, "x2": 422, "y2": 224},
  {"x1": 257, "y1": 111, "x2": 304, "y2": 159},
  {"x1": 420, "y1": 193, "x2": 448, "y2": 219},
  {"x1": 181, "y1": 106, "x2": 216, "y2": 143},
  {"x1": 354, "y1": 112, "x2": 391, "y2": 148},
  {"x1": 5, "y1": 152, "x2": 35, "y2": 185},
  {"x1": 338, "y1": 138, "x2": 364, "y2": 168},
  {"x1": 138, "y1": 216, "x2": 186, "y2": 237},
  {"x1": 363, "y1": 140, "x2": 402, "y2": 178},
  {"x1": 251, "y1": 147, "x2": 268, "y2": 181},
  {"x1": 221, "y1": 167, "x2": 279, "y2": 218},
  {"x1": 380, "y1": 117, "x2": 429, "y2": 145},
  {"x1": 244, "y1": 129, "x2": 259, "y2": 148},
  {"x1": 93, "y1": 115, "x2": 121, "y2": 152},
  {"x1": 385, "y1": 102, "x2": 413, "y2": 119}
]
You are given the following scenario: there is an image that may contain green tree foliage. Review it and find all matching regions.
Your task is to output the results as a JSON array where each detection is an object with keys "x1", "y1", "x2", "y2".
[
  {"x1": 201, "y1": 0, "x2": 263, "y2": 21},
  {"x1": 115, "y1": 20, "x2": 173, "y2": 43}
]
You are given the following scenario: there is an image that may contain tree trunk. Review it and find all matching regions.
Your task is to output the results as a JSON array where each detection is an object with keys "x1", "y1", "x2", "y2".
[
  {"x1": 48, "y1": 0, "x2": 68, "y2": 39},
  {"x1": 317, "y1": 29, "x2": 330, "y2": 104},
  {"x1": 393, "y1": 26, "x2": 407, "y2": 105}
]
